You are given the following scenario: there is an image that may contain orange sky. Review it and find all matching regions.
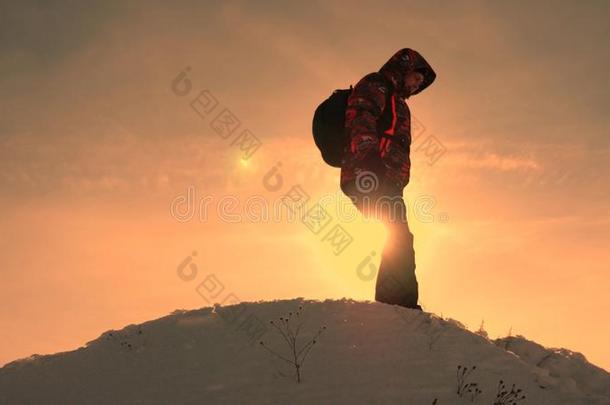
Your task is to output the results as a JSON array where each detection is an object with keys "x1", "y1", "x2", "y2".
[{"x1": 1, "y1": 1, "x2": 609, "y2": 371}]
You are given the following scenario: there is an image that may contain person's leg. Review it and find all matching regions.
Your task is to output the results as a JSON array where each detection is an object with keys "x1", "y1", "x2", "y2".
[
  {"x1": 340, "y1": 179, "x2": 419, "y2": 308},
  {"x1": 373, "y1": 192, "x2": 419, "y2": 308}
]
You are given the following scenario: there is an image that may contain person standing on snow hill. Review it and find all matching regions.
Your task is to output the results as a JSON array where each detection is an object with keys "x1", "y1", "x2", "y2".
[{"x1": 340, "y1": 48, "x2": 437, "y2": 310}]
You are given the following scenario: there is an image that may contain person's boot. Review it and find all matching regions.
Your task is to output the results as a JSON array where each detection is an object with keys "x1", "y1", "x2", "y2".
[
  {"x1": 375, "y1": 274, "x2": 420, "y2": 309},
  {"x1": 374, "y1": 294, "x2": 422, "y2": 310},
  {"x1": 400, "y1": 301, "x2": 422, "y2": 311}
]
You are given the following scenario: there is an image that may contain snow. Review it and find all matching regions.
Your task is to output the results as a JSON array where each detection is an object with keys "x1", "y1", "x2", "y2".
[{"x1": 1, "y1": 298, "x2": 608, "y2": 404}]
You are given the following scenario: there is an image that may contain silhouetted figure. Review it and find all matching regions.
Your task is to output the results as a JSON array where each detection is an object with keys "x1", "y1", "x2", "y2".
[{"x1": 340, "y1": 48, "x2": 436, "y2": 310}]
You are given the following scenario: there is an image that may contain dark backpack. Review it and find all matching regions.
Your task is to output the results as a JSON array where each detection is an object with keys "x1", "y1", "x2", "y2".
[{"x1": 311, "y1": 76, "x2": 395, "y2": 167}]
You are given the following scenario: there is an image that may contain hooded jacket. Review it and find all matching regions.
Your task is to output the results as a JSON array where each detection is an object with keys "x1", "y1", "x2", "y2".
[{"x1": 340, "y1": 48, "x2": 436, "y2": 193}]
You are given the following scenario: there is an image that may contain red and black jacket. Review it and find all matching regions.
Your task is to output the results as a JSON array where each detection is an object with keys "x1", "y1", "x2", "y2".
[{"x1": 341, "y1": 48, "x2": 437, "y2": 192}]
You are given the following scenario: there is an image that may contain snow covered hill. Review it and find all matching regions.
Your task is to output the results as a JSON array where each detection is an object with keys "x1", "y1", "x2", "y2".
[{"x1": 1, "y1": 298, "x2": 609, "y2": 404}]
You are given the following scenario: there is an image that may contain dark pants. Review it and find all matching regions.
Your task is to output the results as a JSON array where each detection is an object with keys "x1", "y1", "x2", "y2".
[{"x1": 341, "y1": 180, "x2": 419, "y2": 308}]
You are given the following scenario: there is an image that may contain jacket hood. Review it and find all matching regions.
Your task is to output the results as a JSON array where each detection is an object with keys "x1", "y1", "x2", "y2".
[{"x1": 378, "y1": 48, "x2": 436, "y2": 98}]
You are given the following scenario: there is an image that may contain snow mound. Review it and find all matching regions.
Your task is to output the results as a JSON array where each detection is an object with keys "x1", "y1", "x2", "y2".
[
  {"x1": 1, "y1": 298, "x2": 608, "y2": 404},
  {"x1": 494, "y1": 335, "x2": 610, "y2": 402}
]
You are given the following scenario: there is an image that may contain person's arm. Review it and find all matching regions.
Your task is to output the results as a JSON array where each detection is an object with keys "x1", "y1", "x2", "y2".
[{"x1": 344, "y1": 73, "x2": 389, "y2": 178}]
